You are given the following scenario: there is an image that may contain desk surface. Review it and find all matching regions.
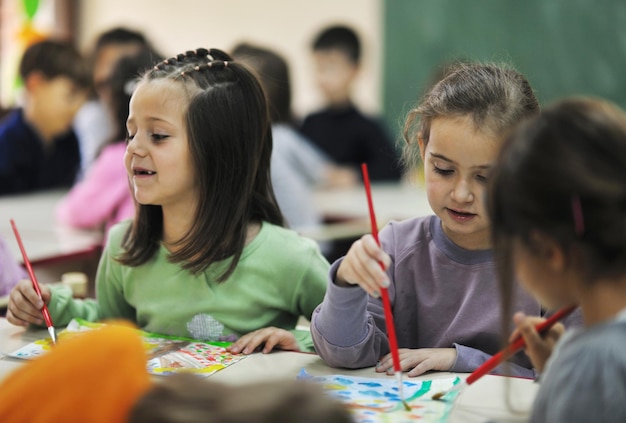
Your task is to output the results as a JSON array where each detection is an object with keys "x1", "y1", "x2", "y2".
[
  {"x1": 0, "y1": 190, "x2": 103, "y2": 264},
  {"x1": 0, "y1": 319, "x2": 537, "y2": 422},
  {"x1": 302, "y1": 182, "x2": 432, "y2": 242},
  {"x1": 313, "y1": 182, "x2": 431, "y2": 222}
]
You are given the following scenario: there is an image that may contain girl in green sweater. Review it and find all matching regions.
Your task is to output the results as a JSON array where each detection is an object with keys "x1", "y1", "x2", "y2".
[{"x1": 7, "y1": 48, "x2": 329, "y2": 353}]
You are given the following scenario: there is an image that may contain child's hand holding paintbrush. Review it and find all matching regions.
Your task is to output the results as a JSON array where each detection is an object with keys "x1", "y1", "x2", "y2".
[{"x1": 6, "y1": 220, "x2": 57, "y2": 343}]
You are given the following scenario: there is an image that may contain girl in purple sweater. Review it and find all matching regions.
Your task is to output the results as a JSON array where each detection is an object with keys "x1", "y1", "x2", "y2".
[{"x1": 311, "y1": 62, "x2": 579, "y2": 378}]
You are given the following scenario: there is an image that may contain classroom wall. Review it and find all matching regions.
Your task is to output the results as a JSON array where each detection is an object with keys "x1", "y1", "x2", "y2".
[
  {"x1": 76, "y1": 0, "x2": 384, "y2": 119},
  {"x1": 383, "y1": 0, "x2": 626, "y2": 137}
]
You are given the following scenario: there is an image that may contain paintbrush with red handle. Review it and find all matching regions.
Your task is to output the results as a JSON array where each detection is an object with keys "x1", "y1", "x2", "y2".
[
  {"x1": 361, "y1": 163, "x2": 410, "y2": 411},
  {"x1": 10, "y1": 219, "x2": 58, "y2": 344},
  {"x1": 432, "y1": 304, "x2": 578, "y2": 400}
]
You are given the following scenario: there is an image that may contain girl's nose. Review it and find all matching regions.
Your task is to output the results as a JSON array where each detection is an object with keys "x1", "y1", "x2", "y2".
[
  {"x1": 451, "y1": 179, "x2": 474, "y2": 203},
  {"x1": 126, "y1": 136, "x2": 147, "y2": 157}
]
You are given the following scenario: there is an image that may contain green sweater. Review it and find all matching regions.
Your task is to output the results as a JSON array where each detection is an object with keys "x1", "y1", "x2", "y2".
[{"x1": 47, "y1": 221, "x2": 329, "y2": 352}]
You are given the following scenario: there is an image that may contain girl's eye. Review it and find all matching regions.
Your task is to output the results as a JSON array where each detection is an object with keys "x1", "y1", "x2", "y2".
[
  {"x1": 125, "y1": 133, "x2": 135, "y2": 144},
  {"x1": 433, "y1": 166, "x2": 453, "y2": 176},
  {"x1": 476, "y1": 174, "x2": 488, "y2": 183},
  {"x1": 151, "y1": 133, "x2": 169, "y2": 142}
]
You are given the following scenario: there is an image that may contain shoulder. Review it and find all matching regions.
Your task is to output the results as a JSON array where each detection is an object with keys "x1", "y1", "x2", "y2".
[
  {"x1": 536, "y1": 319, "x2": 626, "y2": 422},
  {"x1": 261, "y1": 223, "x2": 321, "y2": 253},
  {"x1": 0, "y1": 110, "x2": 28, "y2": 141},
  {"x1": 381, "y1": 216, "x2": 433, "y2": 247},
  {"x1": 104, "y1": 219, "x2": 132, "y2": 251}
]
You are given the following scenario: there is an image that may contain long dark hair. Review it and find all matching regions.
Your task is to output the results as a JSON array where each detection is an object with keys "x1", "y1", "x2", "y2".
[
  {"x1": 489, "y1": 97, "x2": 626, "y2": 327},
  {"x1": 117, "y1": 48, "x2": 285, "y2": 281}
]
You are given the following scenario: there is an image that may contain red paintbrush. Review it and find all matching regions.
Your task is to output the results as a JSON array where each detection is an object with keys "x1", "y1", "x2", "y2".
[
  {"x1": 432, "y1": 304, "x2": 578, "y2": 400},
  {"x1": 361, "y1": 163, "x2": 410, "y2": 411},
  {"x1": 10, "y1": 219, "x2": 58, "y2": 344}
]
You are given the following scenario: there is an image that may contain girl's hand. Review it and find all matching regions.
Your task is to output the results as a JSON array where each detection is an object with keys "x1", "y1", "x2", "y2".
[
  {"x1": 376, "y1": 348, "x2": 457, "y2": 377},
  {"x1": 6, "y1": 279, "x2": 51, "y2": 327},
  {"x1": 226, "y1": 327, "x2": 300, "y2": 355},
  {"x1": 509, "y1": 312, "x2": 564, "y2": 374},
  {"x1": 335, "y1": 234, "x2": 392, "y2": 298}
]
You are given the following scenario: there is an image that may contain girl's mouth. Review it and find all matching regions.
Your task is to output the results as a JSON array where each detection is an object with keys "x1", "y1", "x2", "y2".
[
  {"x1": 133, "y1": 169, "x2": 156, "y2": 175},
  {"x1": 446, "y1": 208, "x2": 476, "y2": 222}
]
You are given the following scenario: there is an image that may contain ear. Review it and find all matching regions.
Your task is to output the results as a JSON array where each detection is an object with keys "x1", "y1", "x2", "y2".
[
  {"x1": 417, "y1": 132, "x2": 426, "y2": 162},
  {"x1": 529, "y1": 231, "x2": 566, "y2": 272},
  {"x1": 23, "y1": 71, "x2": 46, "y2": 92}
]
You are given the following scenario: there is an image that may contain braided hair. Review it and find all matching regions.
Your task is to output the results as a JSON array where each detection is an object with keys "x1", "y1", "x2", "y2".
[{"x1": 119, "y1": 48, "x2": 284, "y2": 281}]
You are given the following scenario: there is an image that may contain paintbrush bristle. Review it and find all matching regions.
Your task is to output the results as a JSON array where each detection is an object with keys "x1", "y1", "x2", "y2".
[{"x1": 431, "y1": 391, "x2": 446, "y2": 401}]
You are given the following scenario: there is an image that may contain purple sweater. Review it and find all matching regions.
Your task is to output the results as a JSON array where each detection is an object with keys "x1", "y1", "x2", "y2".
[{"x1": 312, "y1": 215, "x2": 565, "y2": 378}]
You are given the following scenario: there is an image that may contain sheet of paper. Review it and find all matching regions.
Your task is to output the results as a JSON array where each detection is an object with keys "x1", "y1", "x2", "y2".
[
  {"x1": 8, "y1": 318, "x2": 246, "y2": 377},
  {"x1": 298, "y1": 369, "x2": 460, "y2": 422}
]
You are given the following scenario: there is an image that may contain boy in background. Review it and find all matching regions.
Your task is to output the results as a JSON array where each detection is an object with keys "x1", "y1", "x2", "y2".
[
  {"x1": 300, "y1": 25, "x2": 403, "y2": 182},
  {"x1": 0, "y1": 39, "x2": 90, "y2": 195}
]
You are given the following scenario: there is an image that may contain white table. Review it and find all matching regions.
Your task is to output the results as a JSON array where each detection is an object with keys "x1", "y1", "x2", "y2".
[
  {"x1": 0, "y1": 319, "x2": 538, "y2": 422},
  {"x1": 301, "y1": 182, "x2": 432, "y2": 243},
  {"x1": 0, "y1": 190, "x2": 103, "y2": 287}
]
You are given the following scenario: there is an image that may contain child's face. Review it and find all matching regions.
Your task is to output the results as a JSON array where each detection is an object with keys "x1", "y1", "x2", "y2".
[
  {"x1": 94, "y1": 43, "x2": 145, "y2": 101},
  {"x1": 31, "y1": 76, "x2": 87, "y2": 137},
  {"x1": 419, "y1": 115, "x2": 499, "y2": 250},
  {"x1": 312, "y1": 49, "x2": 358, "y2": 106},
  {"x1": 512, "y1": 238, "x2": 574, "y2": 310},
  {"x1": 124, "y1": 80, "x2": 198, "y2": 210}
]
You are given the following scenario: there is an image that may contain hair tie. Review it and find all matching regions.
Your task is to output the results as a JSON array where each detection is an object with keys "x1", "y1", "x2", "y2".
[{"x1": 571, "y1": 195, "x2": 585, "y2": 236}]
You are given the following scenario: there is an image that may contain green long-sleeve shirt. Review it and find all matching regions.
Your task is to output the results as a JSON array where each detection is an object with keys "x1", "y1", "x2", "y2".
[{"x1": 47, "y1": 220, "x2": 329, "y2": 352}]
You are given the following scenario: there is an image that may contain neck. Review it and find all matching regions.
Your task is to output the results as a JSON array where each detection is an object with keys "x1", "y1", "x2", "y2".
[
  {"x1": 161, "y1": 203, "x2": 197, "y2": 252},
  {"x1": 577, "y1": 275, "x2": 626, "y2": 326}
]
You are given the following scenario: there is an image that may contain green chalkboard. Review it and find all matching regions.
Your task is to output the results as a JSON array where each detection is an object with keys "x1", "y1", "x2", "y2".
[{"x1": 383, "y1": 0, "x2": 626, "y2": 137}]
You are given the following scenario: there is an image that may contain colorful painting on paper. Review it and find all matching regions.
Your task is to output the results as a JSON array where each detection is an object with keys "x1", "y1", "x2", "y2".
[
  {"x1": 8, "y1": 318, "x2": 246, "y2": 377},
  {"x1": 298, "y1": 369, "x2": 459, "y2": 422}
]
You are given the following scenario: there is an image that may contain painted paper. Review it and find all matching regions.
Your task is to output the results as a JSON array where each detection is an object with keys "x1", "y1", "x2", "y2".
[
  {"x1": 8, "y1": 318, "x2": 246, "y2": 377},
  {"x1": 298, "y1": 369, "x2": 460, "y2": 422}
]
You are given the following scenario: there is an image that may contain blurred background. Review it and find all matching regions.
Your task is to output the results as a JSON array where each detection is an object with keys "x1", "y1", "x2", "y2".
[{"x1": 1, "y1": 0, "x2": 625, "y2": 140}]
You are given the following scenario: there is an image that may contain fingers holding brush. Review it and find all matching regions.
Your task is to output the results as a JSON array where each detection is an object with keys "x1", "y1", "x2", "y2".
[
  {"x1": 7, "y1": 279, "x2": 51, "y2": 326},
  {"x1": 511, "y1": 312, "x2": 564, "y2": 373},
  {"x1": 335, "y1": 234, "x2": 391, "y2": 297}
]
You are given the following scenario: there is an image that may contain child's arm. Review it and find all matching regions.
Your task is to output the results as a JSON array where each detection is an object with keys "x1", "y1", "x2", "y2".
[
  {"x1": 228, "y1": 239, "x2": 330, "y2": 354},
  {"x1": 7, "y1": 279, "x2": 99, "y2": 328},
  {"x1": 311, "y1": 234, "x2": 394, "y2": 368}
]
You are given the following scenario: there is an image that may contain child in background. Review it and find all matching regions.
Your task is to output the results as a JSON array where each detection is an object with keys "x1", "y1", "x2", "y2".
[
  {"x1": 74, "y1": 27, "x2": 157, "y2": 178},
  {"x1": 489, "y1": 97, "x2": 626, "y2": 423},
  {"x1": 0, "y1": 322, "x2": 352, "y2": 423},
  {"x1": 311, "y1": 62, "x2": 578, "y2": 378},
  {"x1": 56, "y1": 50, "x2": 162, "y2": 234},
  {"x1": 0, "y1": 39, "x2": 90, "y2": 195},
  {"x1": 7, "y1": 48, "x2": 329, "y2": 354},
  {"x1": 0, "y1": 236, "x2": 26, "y2": 296},
  {"x1": 300, "y1": 25, "x2": 403, "y2": 182},
  {"x1": 232, "y1": 42, "x2": 356, "y2": 230}
]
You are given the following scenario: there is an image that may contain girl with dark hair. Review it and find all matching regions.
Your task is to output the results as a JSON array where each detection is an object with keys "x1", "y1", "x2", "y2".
[
  {"x1": 489, "y1": 97, "x2": 626, "y2": 422},
  {"x1": 8, "y1": 48, "x2": 329, "y2": 354}
]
